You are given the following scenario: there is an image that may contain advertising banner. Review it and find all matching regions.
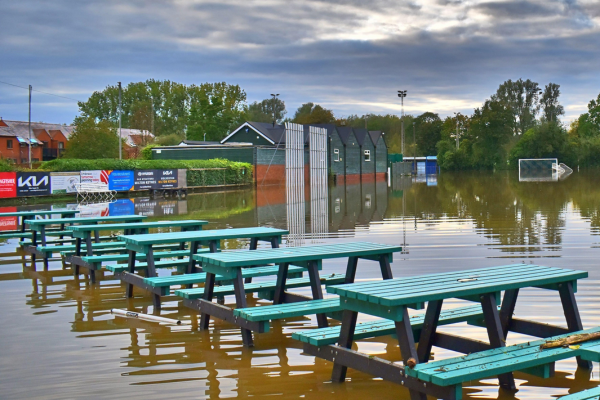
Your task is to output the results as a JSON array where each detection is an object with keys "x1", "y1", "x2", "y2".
[
  {"x1": 133, "y1": 169, "x2": 178, "y2": 190},
  {"x1": 109, "y1": 199, "x2": 135, "y2": 216},
  {"x1": 0, "y1": 172, "x2": 17, "y2": 198},
  {"x1": 80, "y1": 170, "x2": 109, "y2": 184},
  {"x1": 157, "y1": 169, "x2": 178, "y2": 189},
  {"x1": 17, "y1": 172, "x2": 50, "y2": 197},
  {"x1": 108, "y1": 170, "x2": 134, "y2": 191},
  {"x1": 0, "y1": 206, "x2": 17, "y2": 231},
  {"x1": 50, "y1": 172, "x2": 80, "y2": 194}
]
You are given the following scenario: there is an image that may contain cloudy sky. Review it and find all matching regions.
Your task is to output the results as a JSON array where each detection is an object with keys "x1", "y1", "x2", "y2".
[{"x1": 1, "y1": 0, "x2": 599, "y2": 124}]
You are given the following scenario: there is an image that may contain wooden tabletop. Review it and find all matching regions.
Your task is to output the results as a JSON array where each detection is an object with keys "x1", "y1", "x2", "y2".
[
  {"x1": 25, "y1": 215, "x2": 146, "y2": 227},
  {"x1": 66, "y1": 220, "x2": 207, "y2": 232},
  {"x1": 0, "y1": 210, "x2": 79, "y2": 217}
]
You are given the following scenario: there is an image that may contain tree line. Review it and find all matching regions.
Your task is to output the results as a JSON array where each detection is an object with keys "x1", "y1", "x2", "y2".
[{"x1": 67, "y1": 79, "x2": 600, "y2": 168}]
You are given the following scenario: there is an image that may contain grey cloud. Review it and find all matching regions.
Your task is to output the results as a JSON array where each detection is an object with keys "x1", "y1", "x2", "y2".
[{"x1": 474, "y1": 1, "x2": 558, "y2": 19}]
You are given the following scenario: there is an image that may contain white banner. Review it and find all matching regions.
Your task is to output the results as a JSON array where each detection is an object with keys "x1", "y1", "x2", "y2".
[{"x1": 50, "y1": 172, "x2": 80, "y2": 194}]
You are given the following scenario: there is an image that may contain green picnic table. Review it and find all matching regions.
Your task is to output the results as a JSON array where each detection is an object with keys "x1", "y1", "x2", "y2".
[
  {"x1": 66, "y1": 220, "x2": 208, "y2": 283},
  {"x1": 294, "y1": 264, "x2": 596, "y2": 400},
  {"x1": 117, "y1": 227, "x2": 289, "y2": 312},
  {"x1": 0, "y1": 209, "x2": 79, "y2": 241},
  {"x1": 175, "y1": 242, "x2": 402, "y2": 347},
  {"x1": 24, "y1": 215, "x2": 147, "y2": 268}
]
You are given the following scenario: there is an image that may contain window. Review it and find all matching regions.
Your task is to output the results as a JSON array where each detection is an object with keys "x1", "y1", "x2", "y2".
[
  {"x1": 32, "y1": 158, "x2": 39, "y2": 162},
  {"x1": 58, "y1": 142, "x2": 64, "y2": 149},
  {"x1": 6, "y1": 140, "x2": 12, "y2": 149},
  {"x1": 364, "y1": 150, "x2": 371, "y2": 161},
  {"x1": 333, "y1": 148, "x2": 340, "y2": 162}
]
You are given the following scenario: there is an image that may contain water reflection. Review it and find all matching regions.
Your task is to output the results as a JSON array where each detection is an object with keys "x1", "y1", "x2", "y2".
[{"x1": 2, "y1": 171, "x2": 600, "y2": 399}]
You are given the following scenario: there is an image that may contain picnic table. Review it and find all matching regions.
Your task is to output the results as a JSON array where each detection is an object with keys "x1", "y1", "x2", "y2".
[
  {"x1": 24, "y1": 215, "x2": 147, "y2": 268},
  {"x1": 0, "y1": 209, "x2": 79, "y2": 241},
  {"x1": 175, "y1": 242, "x2": 402, "y2": 347},
  {"x1": 66, "y1": 220, "x2": 208, "y2": 283},
  {"x1": 293, "y1": 264, "x2": 599, "y2": 400},
  {"x1": 116, "y1": 227, "x2": 289, "y2": 312}
]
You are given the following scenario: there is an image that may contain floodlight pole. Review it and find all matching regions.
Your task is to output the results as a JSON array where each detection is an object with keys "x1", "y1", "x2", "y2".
[
  {"x1": 28, "y1": 85, "x2": 32, "y2": 169},
  {"x1": 398, "y1": 90, "x2": 407, "y2": 155},
  {"x1": 118, "y1": 82, "x2": 122, "y2": 160},
  {"x1": 454, "y1": 112, "x2": 460, "y2": 149}
]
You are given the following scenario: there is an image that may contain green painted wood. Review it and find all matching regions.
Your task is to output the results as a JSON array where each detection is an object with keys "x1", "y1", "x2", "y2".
[
  {"x1": 558, "y1": 387, "x2": 600, "y2": 400},
  {"x1": 0, "y1": 210, "x2": 79, "y2": 217},
  {"x1": 119, "y1": 227, "x2": 288, "y2": 248},
  {"x1": 292, "y1": 305, "x2": 487, "y2": 346},
  {"x1": 144, "y1": 265, "x2": 306, "y2": 288},
  {"x1": 81, "y1": 249, "x2": 204, "y2": 264},
  {"x1": 328, "y1": 265, "x2": 587, "y2": 307},
  {"x1": 105, "y1": 259, "x2": 190, "y2": 273},
  {"x1": 194, "y1": 242, "x2": 401, "y2": 269},
  {"x1": 175, "y1": 273, "x2": 346, "y2": 299},
  {"x1": 407, "y1": 327, "x2": 600, "y2": 386},
  {"x1": 25, "y1": 215, "x2": 146, "y2": 229},
  {"x1": 2, "y1": 230, "x2": 71, "y2": 239},
  {"x1": 66, "y1": 220, "x2": 207, "y2": 232},
  {"x1": 63, "y1": 244, "x2": 187, "y2": 258},
  {"x1": 37, "y1": 241, "x2": 123, "y2": 252},
  {"x1": 237, "y1": 298, "x2": 340, "y2": 322}
]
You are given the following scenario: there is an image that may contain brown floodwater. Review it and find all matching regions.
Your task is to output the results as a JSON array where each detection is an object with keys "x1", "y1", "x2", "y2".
[{"x1": 1, "y1": 171, "x2": 600, "y2": 399}]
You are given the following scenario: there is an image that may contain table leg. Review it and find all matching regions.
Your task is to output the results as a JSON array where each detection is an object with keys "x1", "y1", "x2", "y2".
[
  {"x1": 232, "y1": 269, "x2": 254, "y2": 347},
  {"x1": 85, "y1": 234, "x2": 95, "y2": 283},
  {"x1": 200, "y1": 272, "x2": 216, "y2": 330},
  {"x1": 270, "y1": 236, "x2": 280, "y2": 248},
  {"x1": 307, "y1": 260, "x2": 328, "y2": 328},
  {"x1": 246, "y1": 237, "x2": 259, "y2": 283},
  {"x1": 41, "y1": 226, "x2": 49, "y2": 270},
  {"x1": 73, "y1": 237, "x2": 82, "y2": 276},
  {"x1": 125, "y1": 250, "x2": 136, "y2": 298},
  {"x1": 559, "y1": 281, "x2": 592, "y2": 369},
  {"x1": 144, "y1": 246, "x2": 161, "y2": 313},
  {"x1": 273, "y1": 262, "x2": 289, "y2": 305},
  {"x1": 500, "y1": 289, "x2": 519, "y2": 337},
  {"x1": 480, "y1": 292, "x2": 516, "y2": 391},
  {"x1": 378, "y1": 254, "x2": 393, "y2": 279},
  {"x1": 394, "y1": 307, "x2": 427, "y2": 400},
  {"x1": 417, "y1": 299, "x2": 443, "y2": 363},
  {"x1": 331, "y1": 310, "x2": 358, "y2": 382},
  {"x1": 94, "y1": 230, "x2": 100, "y2": 243},
  {"x1": 209, "y1": 240, "x2": 225, "y2": 304},
  {"x1": 20, "y1": 217, "x2": 26, "y2": 242},
  {"x1": 344, "y1": 257, "x2": 358, "y2": 284},
  {"x1": 30, "y1": 229, "x2": 37, "y2": 268},
  {"x1": 187, "y1": 241, "x2": 200, "y2": 275}
]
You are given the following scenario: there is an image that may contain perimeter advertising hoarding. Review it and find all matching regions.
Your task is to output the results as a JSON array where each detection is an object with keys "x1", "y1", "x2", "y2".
[
  {"x1": 50, "y1": 172, "x2": 80, "y2": 194},
  {"x1": 0, "y1": 206, "x2": 17, "y2": 231},
  {"x1": 108, "y1": 170, "x2": 134, "y2": 191},
  {"x1": 80, "y1": 170, "x2": 109, "y2": 184},
  {"x1": 133, "y1": 170, "x2": 178, "y2": 190},
  {"x1": 17, "y1": 172, "x2": 50, "y2": 197},
  {"x1": 0, "y1": 172, "x2": 17, "y2": 198}
]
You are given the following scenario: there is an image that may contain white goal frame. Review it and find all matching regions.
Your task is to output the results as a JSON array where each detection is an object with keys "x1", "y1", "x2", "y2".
[{"x1": 518, "y1": 158, "x2": 559, "y2": 182}]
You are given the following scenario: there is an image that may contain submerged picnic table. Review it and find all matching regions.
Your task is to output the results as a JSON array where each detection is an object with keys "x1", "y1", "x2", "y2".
[
  {"x1": 116, "y1": 227, "x2": 289, "y2": 312},
  {"x1": 65, "y1": 220, "x2": 208, "y2": 283},
  {"x1": 294, "y1": 264, "x2": 599, "y2": 400},
  {"x1": 174, "y1": 242, "x2": 402, "y2": 347},
  {"x1": 0, "y1": 209, "x2": 79, "y2": 241},
  {"x1": 24, "y1": 215, "x2": 147, "y2": 267}
]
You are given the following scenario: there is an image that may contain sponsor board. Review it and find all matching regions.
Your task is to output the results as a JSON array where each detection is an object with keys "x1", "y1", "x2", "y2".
[
  {"x1": 108, "y1": 170, "x2": 134, "y2": 191},
  {"x1": 17, "y1": 172, "x2": 50, "y2": 197},
  {"x1": 50, "y1": 172, "x2": 80, "y2": 194},
  {"x1": 109, "y1": 199, "x2": 135, "y2": 216},
  {"x1": 157, "y1": 169, "x2": 178, "y2": 188},
  {"x1": 0, "y1": 172, "x2": 17, "y2": 198},
  {"x1": 133, "y1": 169, "x2": 178, "y2": 190},
  {"x1": 80, "y1": 170, "x2": 109, "y2": 184},
  {"x1": 0, "y1": 206, "x2": 17, "y2": 231}
]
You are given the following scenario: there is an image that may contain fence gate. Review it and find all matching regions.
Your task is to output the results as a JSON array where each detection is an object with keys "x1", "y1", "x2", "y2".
[
  {"x1": 309, "y1": 126, "x2": 328, "y2": 239},
  {"x1": 285, "y1": 122, "x2": 306, "y2": 246}
]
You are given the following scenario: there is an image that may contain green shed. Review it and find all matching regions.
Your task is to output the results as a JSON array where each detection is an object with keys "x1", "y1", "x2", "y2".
[
  {"x1": 221, "y1": 121, "x2": 285, "y2": 146},
  {"x1": 369, "y1": 130, "x2": 388, "y2": 177},
  {"x1": 354, "y1": 128, "x2": 375, "y2": 177}
]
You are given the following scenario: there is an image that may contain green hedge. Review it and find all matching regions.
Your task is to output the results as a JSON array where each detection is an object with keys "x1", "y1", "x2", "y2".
[
  {"x1": 38, "y1": 158, "x2": 253, "y2": 186},
  {"x1": 0, "y1": 159, "x2": 15, "y2": 172}
]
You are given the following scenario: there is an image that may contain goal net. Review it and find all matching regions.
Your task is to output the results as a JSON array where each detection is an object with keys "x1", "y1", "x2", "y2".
[{"x1": 519, "y1": 158, "x2": 559, "y2": 182}]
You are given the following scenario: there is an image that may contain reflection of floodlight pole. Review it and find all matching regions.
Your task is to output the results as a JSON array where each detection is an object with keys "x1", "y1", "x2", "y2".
[
  {"x1": 398, "y1": 90, "x2": 407, "y2": 155},
  {"x1": 412, "y1": 122, "x2": 416, "y2": 175},
  {"x1": 270, "y1": 93, "x2": 279, "y2": 127},
  {"x1": 453, "y1": 112, "x2": 461, "y2": 149}
]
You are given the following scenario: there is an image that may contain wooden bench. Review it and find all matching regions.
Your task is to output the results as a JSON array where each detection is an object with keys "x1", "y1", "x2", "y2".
[
  {"x1": 106, "y1": 259, "x2": 191, "y2": 273},
  {"x1": 117, "y1": 227, "x2": 288, "y2": 312},
  {"x1": 302, "y1": 264, "x2": 591, "y2": 400},
  {"x1": 75, "y1": 248, "x2": 191, "y2": 266},
  {"x1": 67, "y1": 220, "x2": 206, "y2": 282},
  {"x1": 189, "y1": 242, "x2": 402, "y2": 347},
  {"x1": 559, "y1": 387, "x2": 600, "y2": 400}
]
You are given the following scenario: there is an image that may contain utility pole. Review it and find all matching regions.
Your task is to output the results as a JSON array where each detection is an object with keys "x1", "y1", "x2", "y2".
[
  {"x1": 454, "y1": 112, "x2": 460, "y2": 149},
  {"x1": 413, "y1": 122, "x2": 416, "y2": 174},
  {"x1": 28, "y1": 85, "x2": 32, "y2": 169},
  {"x1": 118, "y1": 82, "x2": 122, "y2": 160},
  {"x1": 398, "y1": 90, "x2": 407, "y2": 154},
  {"x1": 151, "y1": 97, "x2": 154, "y2": 139},
  {"x1": 270, "y1": 93, "x2": 279, "y2": 127}
]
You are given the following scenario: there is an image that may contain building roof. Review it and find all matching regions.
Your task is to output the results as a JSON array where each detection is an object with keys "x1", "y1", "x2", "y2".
[
  {"x1": 0, "y1": 119, "x2": 73, "y2": 145},
  {"x1": 353, "y1": 128, "x2": 371, "y2": 146},
  {"x1": 118, "y1": 128, "x2": 155, "y2": 147},
  {"x1": 335, "y1": 126, "x2": 355, "y2": 145},
  {"x1": 368, "y1": 130, "x2": 384, "y2": 146},
  {"x1": 178, "y1": 140, "x2": 221, "y2": 146}
]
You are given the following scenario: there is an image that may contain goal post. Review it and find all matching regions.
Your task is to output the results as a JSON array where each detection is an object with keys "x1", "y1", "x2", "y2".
[{"x1": 518, "y1": 158, "x2": 559, "y2": 182}]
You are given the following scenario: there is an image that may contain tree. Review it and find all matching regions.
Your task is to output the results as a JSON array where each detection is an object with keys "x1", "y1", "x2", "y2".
[
  {"x1": 64, "y1": 117, "x2": 120, "y2": 159},
  {"x1": 492, "y1": 78, "x2": 541, "y2": 135},
  {"x1": 508, "y1": 122, "x2": 573, "y2": 167},
  {"x1": 292, "y1": 102, "x2": 335, "y2": 124},
  {"x1": 468, "y1": 100, "x2": 514, "y2": 169},
  {"x1": 414, "y1": 112, "x2": 442, "y2": 156},
  {"x1": 246, "y1": 98, "x2": 286, "y2": 123},
  {"x1": 338, "y1": 113, "x2": 407, "y2": 154},
  {"x1": 540, "y1": 83, "x2": 565, "y2": 122},
  {"x1": 587, "y1": 92, "x2": 600, "y2": 128}
]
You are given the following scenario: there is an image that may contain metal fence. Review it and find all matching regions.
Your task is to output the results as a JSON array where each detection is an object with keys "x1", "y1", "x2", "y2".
[
  {"x1": 309, "y1": 126, "x2": 328, "y2": 239},
  {"x1": 285, "y1": 122, "x2": 306, "y2": 246}
]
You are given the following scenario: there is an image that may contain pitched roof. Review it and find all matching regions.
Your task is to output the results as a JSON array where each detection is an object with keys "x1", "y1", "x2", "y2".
[
  {"x1": 368, "y1": 130, "x2": 383, "y2": 145},
  {"x1": 0, "y1": 120, "x2": 73, "y2": 144},
  {"x1": 118, "y1": 129, "x2": 155, "y2": 147},
  {"x1": 336, "y1": 126, "x2": 355, "y2": 145},
  {"x1": 353, "y1": 128, "x2": 371, "y2": 146}
]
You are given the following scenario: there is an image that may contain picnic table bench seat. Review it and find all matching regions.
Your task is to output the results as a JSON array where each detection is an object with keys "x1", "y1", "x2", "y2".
[
  {"x1": 407, "y1": 327, "x2": 600, "y2": 387},
  {"x1": 0, "y1": 229, "x2": 70, "y2": 240},
  {"x1": 292, "y1": 304, "x2": 490, "y2": 346},
  {"x1": 175, "y1": 273, "x2": 346, "y2": 300},
  {"x1": 66, "y1": 220, "x2": 207, "y2": 237},
  {"x1": 78, "y1": 248, "x2": 192, "y2": 265},
  {"x1": 559, "y1": 387, "x2": 600, "y2": 400},
  {"x1": 105, "y1": 259, "x2": 192, "y2": 273}
]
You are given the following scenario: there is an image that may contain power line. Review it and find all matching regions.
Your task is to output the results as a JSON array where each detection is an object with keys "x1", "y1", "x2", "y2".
[{"x1": 0, "y1": 80, "x2": 83, "y2": 103}]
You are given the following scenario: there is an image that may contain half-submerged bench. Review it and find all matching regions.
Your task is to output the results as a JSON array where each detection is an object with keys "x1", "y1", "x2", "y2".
[
  {"x1": 299, "y1": 264, "x2": 592, "y2": 400},
  {"x1": 67, "y1": 220, "x2": 207, "y2": 282},
  {"x1": 117, "y1": 227, "x2": 289, "y2": 312},
  {"x1": 186, "y1": 241, "x2": 402, "y2": 347},
  {"x1": 559, "y1": 387, "x2": 600, "y2": 399}
]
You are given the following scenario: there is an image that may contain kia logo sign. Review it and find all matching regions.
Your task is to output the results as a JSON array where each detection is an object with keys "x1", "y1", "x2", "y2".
[{"x1": 18, "y1": 176, "x2": 49, "y2": 187}]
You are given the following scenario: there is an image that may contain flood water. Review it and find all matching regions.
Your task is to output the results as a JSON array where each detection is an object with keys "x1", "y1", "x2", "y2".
[{"x1": 1, "y1": 170, "x2": 600, "y2": 399}]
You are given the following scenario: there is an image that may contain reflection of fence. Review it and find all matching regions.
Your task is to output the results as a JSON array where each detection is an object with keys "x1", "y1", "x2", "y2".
[
  {"x1": 392, "y1": 162, "x2": 413, "y2": 176},
  {"x1": 309, "y1": 126, "x2": 328, "y2": 239},
  {"x1": 74, "y1": 183, "x2": 116, "y2": 204},
  {"x1": 286, "y1": 123, "x2": 306, "y2": 246}
]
